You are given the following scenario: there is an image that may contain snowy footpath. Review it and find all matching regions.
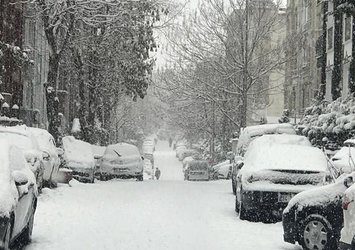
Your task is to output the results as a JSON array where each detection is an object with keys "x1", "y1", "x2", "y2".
[{"x1": 26, "y1": 141, "x2": 302, "y2": 250}]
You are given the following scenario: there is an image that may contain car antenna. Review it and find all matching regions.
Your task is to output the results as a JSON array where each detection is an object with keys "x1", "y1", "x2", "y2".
[{"x1": 113, "y1": 150, "x2": 121, "y2": 157}]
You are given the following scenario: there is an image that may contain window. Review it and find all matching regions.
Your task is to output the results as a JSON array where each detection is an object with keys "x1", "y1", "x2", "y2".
[
  {"x1": 328, "y1": 27, "x2": 333, "y2": 49},
  {"x1": 345, "y1": 15, "x2": 351, "y2": 41}
]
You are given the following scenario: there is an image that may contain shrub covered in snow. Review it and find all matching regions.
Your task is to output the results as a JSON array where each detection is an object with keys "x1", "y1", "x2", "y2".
[{"x1": 298, "y1": 97, "x2": 355, "y2": 149}]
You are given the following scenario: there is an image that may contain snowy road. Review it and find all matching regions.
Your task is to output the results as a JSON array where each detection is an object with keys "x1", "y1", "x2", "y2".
[{"x1": 26, "y1": 141, "x2": 302, "y2": 250}]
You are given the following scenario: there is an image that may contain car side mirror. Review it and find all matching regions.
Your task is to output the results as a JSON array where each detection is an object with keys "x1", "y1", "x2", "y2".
[
  {"x1": 42, "y1": 151, "x2": 50, "y2": 161},
  {"x1": 56, "y1": 147, "x2": 64, "y2": 156},
  {"x1": 13, "y1": 171, "x2": 29, "y2": 186}
]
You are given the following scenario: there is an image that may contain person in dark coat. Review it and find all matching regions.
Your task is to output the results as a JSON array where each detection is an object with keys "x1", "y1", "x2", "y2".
[
  {"x1": 169, "y1": 137, "x2": 173, "y2": 148},
  {"x1": 155, "y1": 168, "x2": 161, "y2": 180}
]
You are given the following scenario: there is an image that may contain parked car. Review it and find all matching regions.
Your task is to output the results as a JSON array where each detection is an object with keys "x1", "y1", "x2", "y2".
[
  {"x1": 0, "y1": 126, "x2": 44, "y2": 191},
  {"x1": 231, "y1": 123, "x2": 297, "y2": 194},
  {"x1": 175, "y1": 140, "x2": 187, "y2": 159},
  {"x1": 62, "y1": 136, "x2": 95, "y2": 183},
  {"x1": 211, "y1": 160, "x2": 232, "y2": 180},
  {"x1": 339, "y1": 177, "x2": 355, "y2": 250},
  {"x1": 235, "y1": 135, "x2": 328, "y2": 221},
  {"x1": 27, "y1": 127, "x2": 63, "y2": 187},
  {"x1": 178, "y1": 149, "x2": 198, "y2": 162},
  {"x1": 99, "y1": 143, "x2": 144, "y2": 181},
  {"x1": 283, "y1": 140, "x2": 355, "y2": 250},
  {"x1": 0, "y1": 141, "x2": 38, "y2": 250},
  {"x1": 184, "y1": 160, "x2": 209, "y2": 181},
  {"x1": 282, "y1": 174, "x2": 355, "y2": 250},
  {"x1": 142, "y1": 139, "x2": 155, "y2": 155}
]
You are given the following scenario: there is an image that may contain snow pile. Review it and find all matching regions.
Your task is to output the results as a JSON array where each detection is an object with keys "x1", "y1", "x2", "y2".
[
  {"x1": 62, "y1": 136, "x2": 95, "y2": 169},
  {"x1": 299, "y1": 97, "x2": 355, "y2": 148}
]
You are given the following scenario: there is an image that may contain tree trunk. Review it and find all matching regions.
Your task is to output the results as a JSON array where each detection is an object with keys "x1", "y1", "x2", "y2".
[
  {"x1": 46, "y1": 54, "x2": 60, "y2": 143},
  {"x1": 331, "y1": 0, "x2": 343, "y2": 100}
]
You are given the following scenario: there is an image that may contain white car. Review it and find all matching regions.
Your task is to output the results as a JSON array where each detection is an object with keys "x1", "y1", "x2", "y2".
[
  {"x1": 99, "y1": 143, "x2": 144, "y2": 181},
  {"x1": 235, "y1": 134, "x2": 329, "y2": 221},
  {"x1": 331, "y1": 139, "x2": 355, "y2": 175},
  {"x1": 0, "y1": 140, "x2": 38, "y2": 250},
  {"x1": 28, "y1": 127, "x2": 62, "y2": 187},
  {"x1": 62, "y1": 136, "x2": 95, "y2": 183},
  {"x1": 0, "y1": 126, "x2": 44, "y2": 191},
  {"x1": 211, "y1": 160, "x2": 232, "y2": 179}
]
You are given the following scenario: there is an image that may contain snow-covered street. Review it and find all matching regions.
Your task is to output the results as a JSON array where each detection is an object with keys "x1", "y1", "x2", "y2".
[{"x1": 26, "y1": 141, "x2": 302, "y2": 250}]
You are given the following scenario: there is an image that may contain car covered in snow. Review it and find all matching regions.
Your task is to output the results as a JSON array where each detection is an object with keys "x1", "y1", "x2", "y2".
[
  {"x1": 231, "y1": 123, "x2": 297, "y2": 194},
  {"x1": 211, "y1": 160, "x2": 232, "y2": 180},
  {"x1": 27, "y1": 127, "x2": 63, "y2": 187},
  {"x1": 331, "y1": 139, "x2": 355, "y2": 174},
  {"x1": 184, "y1": 160, "x2": 209, "y2": 181},
  {"x1": 62, "y1": 136, "x2": 95, "y2": 183},
  {"x1": 0, "y1": 126, "x2": 44, "y2": 191},
  {"x1": 282, "y1": 173, "x2": 355, "y2": 250},
  {"x1": 235, "y1": 135, "x2": 328, "y2": 221},
  {"x1": 99, "y1": 143, "x2": 144, "y2": 181},
  {"x1": 0, "y1": 141, "x2": 38, "y2": 250},
  {"x1": 178, "y1": 149, "x2": 199, "y2": 162},
  {"x1": 175, "y1": 140, "x2": 187, "y2": 159}
]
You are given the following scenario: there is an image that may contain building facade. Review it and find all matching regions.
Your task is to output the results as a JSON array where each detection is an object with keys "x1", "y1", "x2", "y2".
[
  {"x1": 285, "y1": 0, "x2": 323, "y2": 119},
  {"x1": 0, "y1": 1, "x2": 48, "y2": 127}
]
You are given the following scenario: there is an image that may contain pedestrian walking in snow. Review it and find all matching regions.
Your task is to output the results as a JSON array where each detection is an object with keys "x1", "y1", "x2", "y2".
[
  {"x1": 169, "y1": 137, "x2": 173, "y2": 148},
  {"x1": 155, "y1": 168, "x2": 161, "y2": 180}
]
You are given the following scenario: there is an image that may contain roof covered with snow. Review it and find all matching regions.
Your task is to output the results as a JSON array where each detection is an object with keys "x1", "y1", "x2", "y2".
[{"x1": 62, "y1": 136, "x2": 95, "y2": 169}]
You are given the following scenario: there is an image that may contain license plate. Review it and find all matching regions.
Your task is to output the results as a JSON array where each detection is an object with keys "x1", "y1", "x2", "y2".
[
  {"x1": 115, "y1": 168, "x2": 127, "y2": 173},
  {"x1": 279, "y1": 193, "x2": 294, "y2": 203}
]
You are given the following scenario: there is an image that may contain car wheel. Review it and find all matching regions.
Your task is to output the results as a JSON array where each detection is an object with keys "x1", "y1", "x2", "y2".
[
  {"x1": 137, "y1": 175, "x2": 143, "y2": 181},
  {"x1": 300, "y1": 214, "x2": 335, "y2": 250},
  {"x1": 23, "y1": 211, "x2": 34, "y2": 244},
  {"x1": 2, "y1": 220, "x2": 12, "y2": 250}
]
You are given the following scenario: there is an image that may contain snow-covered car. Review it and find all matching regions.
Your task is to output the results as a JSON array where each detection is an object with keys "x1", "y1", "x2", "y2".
[
  {"x1": 175, "y1": 140, "x2": 187, "y2": 159},
  {"x1": 235, "y1": 135, "x2": 328, "y2": 221},
  {"x1": 182, "y1": 156, "x2": 194, "y2": 172},
  {"x1": 178, "y1": 149, "x2": 198, "y2": 162},
  {"x1": 282, "y1": 173, "x2": 355, "y2": 250},
  {"x1": 0, "y1": 141, "x2": 38, "y2": 250},
  {"x1": 339, "y1": 178, "x2": 355, "y2": 249},
  {"x1": 99, "y1": 143, "x2": 144, "y2": 181},
  {"x1": 331, "y1": 139, "x2": 355, "y2": 174},
  {"x1": 62, "y1": 136, "x2": 95, "y2": 183},
  {"x1": 184, "y1": 160, "x2": 209, "y2": 181},
  {"x1": 27, "y1": 127, "x2": 63, "y2": 187},
  {"x1": 231, "y1": 124, "x2": 296, "y2": 194},
  {"x1": 211, "y1": 160, "x2": 232, "y2": 179},
  {"x1": 0, "y1": 126, "x2": 44, "y2": 191}
]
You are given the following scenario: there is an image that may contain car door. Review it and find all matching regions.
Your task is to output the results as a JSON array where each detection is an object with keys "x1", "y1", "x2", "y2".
[{"x1": 10, "y1": 147, "x2": 35, "y2": 238}]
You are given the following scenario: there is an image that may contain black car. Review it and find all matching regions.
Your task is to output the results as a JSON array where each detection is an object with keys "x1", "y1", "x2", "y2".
[
  {"x1": 282, "y1": 176, "x2": 353, "y2": 250},
  {"x1": 0, "y1": 143, "x2": 38, "y2": 250}
]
